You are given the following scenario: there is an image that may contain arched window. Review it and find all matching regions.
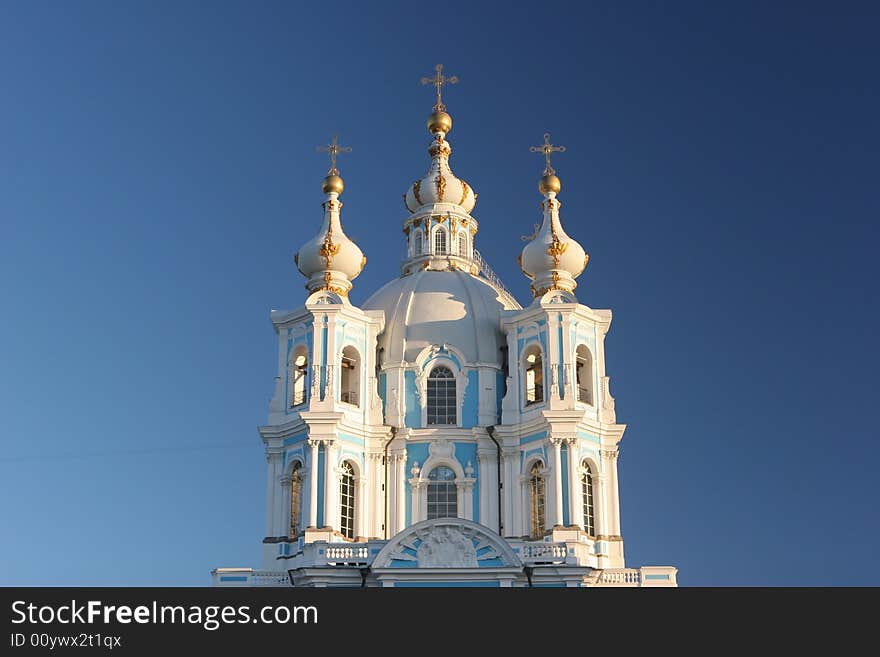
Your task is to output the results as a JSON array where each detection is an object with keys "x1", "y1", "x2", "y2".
[
  {"x1": 427, "y1": 366, "x2": 456, "y2": 425},
  {"x1": 427, "y1": 466, "x2": 457, "y2": 519},
  {"x1": 434, "y1": 228, "x2": 447, "y2": 255},
  {"x1": 576, "y1": 345, "x2": 593, "y2": 405},
  {"x1": 457, "y1": 232, "x2": 467, "y2": 257},
  {"x1": 529, "y1": 461, "x2": 546, "y2": 539},
  {"x1": 289, "y1": 462, "x2": 303, "y2": 537},
  {"x1": 291, "y1": 350, "x2": 308, "y2": 407},
  {"x1": 413, "y1": 230, "x2": 423, "y2": 256},
  {"x1": 581, "y1": 461, "x2": 595, "y2": 536},
  {"x1": 339, "y1": 461, "x2": 356, "y2": 540},
  {"x1": 524, "y1": 345, "x2": 544, "y2": 405},
  {"x1": 340, "y1": 346, "x2": 360, "y2": 406}
]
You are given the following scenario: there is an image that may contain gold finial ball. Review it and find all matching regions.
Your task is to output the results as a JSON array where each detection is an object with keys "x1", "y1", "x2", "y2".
[
  {"x1": 539, "y1": 174, "x2": 562, "y2": 194},
  {"x1": 322, "y1": 174, "x2": 344, "y2": 195},
  {"x1": 427, "y1": 111, "x2": 452, "y2": 135}
]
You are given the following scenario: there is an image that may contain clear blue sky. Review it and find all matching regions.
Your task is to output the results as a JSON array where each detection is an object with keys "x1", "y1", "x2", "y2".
[{"x1": 1, "y1": 1, "x2": 877, "y2": 586}]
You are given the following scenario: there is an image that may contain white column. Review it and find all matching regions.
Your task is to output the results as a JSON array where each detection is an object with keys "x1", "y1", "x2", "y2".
[
  {"x1": 396, "y1": 452, "x2": 407, "y2": 531},
  {"x1": 477, "y1": 452, "x2": 491, "y2": 529},
  {"x1": 279, "y1": 475, "x2": 292, "y2": 537},
  {"x1": 560, "y1": 314, "x2": 575, "y2": 403},
  {"x1": 265, "y1": 448, "x2": 281, "y2": 537},
  {"x1": 595, "y1": 472, "x2": 609, "y2": 537},
  {"x1": 357, "y1": 477, "x2": 368, "y2": 540},
  {"x1": 519, "y1": 474, "x2": 530, "y2": 537},
  {"x1": 308, "y1": 440, "x2": 320, "y2": 528},
  {"x1": 502, "y1": 447, "x2": 518, "y2": 537},
  {"x1": 459, "y1": 480, "x2": 475, "y2": 521},
  {"x1": 324, "y1": 440, "x2": 339, "y2": 531},
  {"x1": 311, "y1": 314, "x2": 325, "y2": 403},
  {"x1": 325, "y1": 315, "x2": 338, "y2": 404},
  {"x1": 370, "y1": 453, "x2": 382, "y2": 539},
  {"x1": 548, "y1": 437, "x2": 564, "y2": 528},
  {"x1": 607, "y1": 450, "x2": 622, "y2": 535},
  {"x1": 546, "y1": 316, "x2": 561, "y2": 400},
  {"x1": 567, "y1": 438, "x2": 583, "y2": 529}
]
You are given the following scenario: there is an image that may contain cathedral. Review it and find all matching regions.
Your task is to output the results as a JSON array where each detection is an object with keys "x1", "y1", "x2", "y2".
[{"x1": 213, "y1": 66, "x2": 678, "y2": 587}]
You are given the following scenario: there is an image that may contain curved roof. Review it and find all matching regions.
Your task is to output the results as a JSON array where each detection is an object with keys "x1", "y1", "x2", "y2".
[{"x1": 363, "y1": 270, "x2": 519, "y2": 365}]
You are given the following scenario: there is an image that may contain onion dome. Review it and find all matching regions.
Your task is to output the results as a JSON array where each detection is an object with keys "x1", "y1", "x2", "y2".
[
  {"x1": 519, "y1": 133, "x2": 588, "y2": 299},
  {"x1": 294, "y1": 137, "x2": 365, "y2": 296},
  {"x1": 403, "y1": 122, "x2": 477, "y2": 214}
]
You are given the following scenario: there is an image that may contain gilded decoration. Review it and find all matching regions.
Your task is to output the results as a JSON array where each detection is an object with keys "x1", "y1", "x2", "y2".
[
  {"x1": 413, "y1": 180, "x2": 423, "y2": 205},
  {"x1": 459, "y1": 181, "x2": 469, "y2": 205},
  {"x1": 435, "y1": 174, "x2": 446, "y2": 201}
]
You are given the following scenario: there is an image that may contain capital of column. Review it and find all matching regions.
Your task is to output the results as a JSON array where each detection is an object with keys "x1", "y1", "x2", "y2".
[
  {"x1": 600, "y1": 449, "x2": 619, "y2": 460},
  {"x1": 279, "y1": 474, "x2": 292, "y2": 487}
]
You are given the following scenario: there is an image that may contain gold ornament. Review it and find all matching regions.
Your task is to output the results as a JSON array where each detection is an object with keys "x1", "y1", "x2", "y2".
[{"x1": 435, "y1": 174, "x2": 446, "y2": 201}]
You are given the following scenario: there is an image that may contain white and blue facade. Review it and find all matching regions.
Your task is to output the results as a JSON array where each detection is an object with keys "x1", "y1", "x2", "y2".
[{"x1": 213, "y1": 94, "x2": 678, "y2": 588}]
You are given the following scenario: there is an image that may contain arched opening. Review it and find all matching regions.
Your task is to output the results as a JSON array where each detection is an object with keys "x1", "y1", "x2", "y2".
[
  {"x1": 291, "y1": 349, "x2": 308, "y2": 407},
  {"x1": 427, "y1": 466, "x2": 457, "y2": 519},
  {"x1": 339, "y1": 461, "x2": 356, "y2": 540},
  {"x1": 529, "y1": 461, "x2": 546, "y2": 539},
  {"x1": 457, "y1": 232, "x2": 467, "y2": 257},
  {"x1": 340, "y1": 346, "x2": 360, "y2": 407},
  {"x1": 413, "y1": 229, "x2": 423, "y2": 256},
  {"x1": 524, "y1": 345, "x2": 544, "y2": 406},
  {"x1": 434, "y1": 228, "x2": 447, "y2": 255},
  {"x1": 427, "y1": 366, "x2": 456, "y2": 425},
  {"x1": 289, "y1": 462, "x2": 303, "y2": 538},
  {"x1": 581, "y1": 461, "x2": 595, "y2": 536},
  {"x1": 576, "y1": 345, "x2": 593, "y2": 405}
]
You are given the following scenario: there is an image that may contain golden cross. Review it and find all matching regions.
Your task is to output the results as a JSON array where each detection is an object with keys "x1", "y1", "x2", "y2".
[
  {"x1": 421, "y1": 64, "x2": 458, "y2": 112},
  {"x1": 316, "y1": 135, "x2": 352, "y2": 175},
  {"x1": 529, "y1": 132, "x2": 566, "y2": 175}
]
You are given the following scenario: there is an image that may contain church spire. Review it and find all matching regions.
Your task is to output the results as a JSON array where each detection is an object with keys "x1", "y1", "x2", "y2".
[
  {"x1": 403, "y1": 66, "x2": 476, "y2": 215},
  {"x1": 294, "y1": 136, "x2": 365, "y2": 296},
  {"x1": 519, "y1": 133, "x2": 588, "y2": 300}
]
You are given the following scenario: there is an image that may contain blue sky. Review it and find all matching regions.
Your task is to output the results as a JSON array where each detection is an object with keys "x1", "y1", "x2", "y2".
[{"x1": 1, "y1": 1, "x2": 877, "y2": 586}]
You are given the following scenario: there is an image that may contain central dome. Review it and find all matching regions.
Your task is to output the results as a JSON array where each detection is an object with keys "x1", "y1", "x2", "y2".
[{"x1": 363, "y1": 270, "x2": 520, "y2": 364}]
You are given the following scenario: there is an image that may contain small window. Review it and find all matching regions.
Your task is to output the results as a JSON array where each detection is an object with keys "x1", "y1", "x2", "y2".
[
  {"x1": 427, "y1": 366, "x2": 456, "y2": 425},
  {"x1": 457, "y1": 232, "x2": 467, "y2": 257},
  {"x1": 529, "y1": 461, "x2": 546, "y2": 539},
  {"x1": 576, "y1": 345, "x2": 593, "y2": 405},
  {"x1": 434, "y1": 229, "x2": 447, "y2": 255},
  {"x1": 340, "y1": 346, "x2": 360, "y2": 407},
  {"x1": 291, "y1": 351, "x2": 308, "y2": 407},
  {"x1": 339, "y1": 461, "x2": 356, "y2": 540},
  {"x1": 289, "y1": 462, "x2": 303, "y2": 537},
  {"x1": 524, "y1": 346, "x2": 544, "y2": 405},
  {"x1": 427, "y1": 466, "x2": 457, "y2": 519},
  {"x1": 582, "y1": 462, "x2": 595, "y2": 536},
  {"x1": 413, "y1": 230, "x2": 423, "y2": 256}
]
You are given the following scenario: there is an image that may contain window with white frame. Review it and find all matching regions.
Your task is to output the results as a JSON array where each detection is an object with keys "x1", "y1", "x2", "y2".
[
  {"x1": 524, "y1": 345, "x2": 544, "y2": 405},
  {"x1": 576, "y1": 345, "x2": 593, "y2": 405},
  {"x1": 426, "y1": 366, "x2": 456, "y2": 425},
  {"x1": 581, "y1": 461, "x2": 595, "y2": 536},
  {"x1": 457, "y1": 232, "x2": 467, "y2": 257},
  {"x1": 529, "y1": 461, "x2": 546, "y2": 539},
  {"x1": 340, "y1": 346, "x2": 360, "y2": 407},
  {"x1": 290, "y1": 350, "x2": 308, "y2": 407},
  {"x1": 289, "y1": 462, "x2": 303, "y2": 537},
  {"x1": 413, "y1": 230, "x2": 423, "y2": 256},
  {"x1": 427, "y1": 466, "x2": 457, "y2": 519},
  {"x1": 339, "y1": 461, "x2": 356, "y2": 540},
  {"x1": 434, "y1": 228, "x2": 447, "y2": 255}
]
